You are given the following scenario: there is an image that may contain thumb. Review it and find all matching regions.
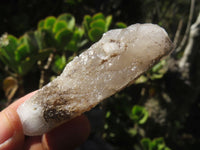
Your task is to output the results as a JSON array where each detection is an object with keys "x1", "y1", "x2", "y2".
[
  {"x1": 0, "y1": 107, "x2": 24, "y2": 150},
  {"x1": 0, "y1": 92, "x2": 36, "y2": 150}
]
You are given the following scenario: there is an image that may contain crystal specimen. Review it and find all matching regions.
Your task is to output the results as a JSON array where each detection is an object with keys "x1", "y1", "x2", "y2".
[{"x1": 17, "y1": 24, "x2": 174, "y2": 136}]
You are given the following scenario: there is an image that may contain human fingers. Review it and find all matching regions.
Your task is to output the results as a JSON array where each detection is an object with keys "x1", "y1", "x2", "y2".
[
  {"x1": 0, "y1": 91, "x2": 36, "y2": 150},
  {"x1": 42, "y1": 115, "x2": 90, "y2": 150}
]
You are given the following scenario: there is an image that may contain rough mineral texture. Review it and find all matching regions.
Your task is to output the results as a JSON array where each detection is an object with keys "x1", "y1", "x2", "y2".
[{"x1": 17, "y1": 23, "x2": 174, "y2": 136}]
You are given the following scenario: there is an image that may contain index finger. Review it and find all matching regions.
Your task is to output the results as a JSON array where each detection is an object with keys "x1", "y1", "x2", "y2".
[{"x1": 0, "y1": 91, "x2": 36, "y2": 150}]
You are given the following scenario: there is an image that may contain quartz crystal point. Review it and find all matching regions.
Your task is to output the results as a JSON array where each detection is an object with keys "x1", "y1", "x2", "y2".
[{"x1": 17, "y1": 23, "x2": 174, "y2": 136}]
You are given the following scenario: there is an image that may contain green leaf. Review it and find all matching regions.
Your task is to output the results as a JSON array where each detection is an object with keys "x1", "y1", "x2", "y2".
[
  {"x1": 65, "y1": 40, "x2": 77, "y2": 52},
  {"x1": 18, "y1": 35, "x2": 25, "y2": 45},
  {"x1": 52, "y1": 55, "x2": 66, "y2": 74},
  {"x1": 130, "y1": 105, "x2": 148, "y2": 124},
  {"x1": 115, "y1": 22, "x2": 127, "y2": 28},
  {"x1": 106, "y1": 111, "x2": 111, "y2": 118},
  {"x1": 128, "y1": 128, "x2": 137, "y2": 137},
  {"x1": 38, "y1": 20, "x2": 45, "y2": 30},
  {"x1": 34, "y1": 30, "x2": 44, "y2": 50},
  {"x1": 141, "y1": 137, "x2": 171, "y2": 150},
  {"x1": 0, "y1": 48, "x2": 10, "y2": 64},
  {"x1": 40, "y1": 29, "x2": 55, "y2": 48},
  {"x1": 55, "y1": 28, "x2": 73, "y2": 48},
  {"x1": 18, "y1": 32, "x2": 40, "y2": 56},
  {"x1": 150, "y1": 60, "x2": 167, "y2": 80},
  {"x1": 141, "y1": 138, "x2": 151, "y2": 150},
  {"x1": 152, "y1": 60, "x2": 166, "y2": 73},
  {"x1": 105, "y1": 15, "x2": 112, "y2": 31},
  {"x1": 0, "y1": 47, "x2": 19, "y2": 73},
  {"x1": 24, "y1": 32, "x2": 40, "y2": 53},
  {"x1": 150, "y1": 73, "x2": 164, "y2": 80},
  {"x1": 53, "y1": 21, "x2": 68, "y2": 33},
  {"x1": 92, "y1": 13, "x2": 105, "y2": 20},
  {"x1": 74, "y1": 27, "x2": 84, "y2": 39},
  {"x1": 88, "y1": 27, "x2": 104, "y2": 42},
  {"x1": 66, "y1": 27, "x2": 85, "y2": 51},
  {"x1": 57, "y1": 13, "x2": 75, "y2": 30},
  {"x1": 153, "y1": 138, "x2": 165, "y2": 147},
  {"x1": 18, "y1": 35, "x2": 30, "y2": 53},
  {"x1": 44, "y1": 16, "x2": 56, "y2": 31},
  {"x1": 66, "y1": 27, "x2": 86, "y2": 51},
  {"x1": 4, "y1": 35, "x2": 18, "y2": 52},
  {"x1": 0, "y1": 48, "x2": 10, "y2": 65},
  {"x1": 135, "y1": 75, "x2": 148, "y2": 84},
  {"x1": 153, "y1": 138, "x2": 171, "y2": 150},
  {"x1": 0, "y1": 35, "x2": 18, "y2": 66},
  {"x1": 90, "y1": 19, "x2": 106, "y2": 31},
  {"x1": 15, "y1": 44, "x2": 29, "y2": 62},
  {"x1": 83, "y1": 15, "x2": 92, "y2": 32}
]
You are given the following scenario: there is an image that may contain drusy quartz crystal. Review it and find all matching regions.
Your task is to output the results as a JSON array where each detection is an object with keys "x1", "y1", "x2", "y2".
[{"x1": 17, "y1": 24, "x2": 174, "y2": 136}]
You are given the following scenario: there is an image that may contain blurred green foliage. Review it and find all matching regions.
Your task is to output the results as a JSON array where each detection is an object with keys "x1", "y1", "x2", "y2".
[
  {"x1": 0, "y1": 33, "x2": 52, "y2": 76},
  {"x1": 130, "y1": 105, "x2": 149, "y2": 125},
  {"x1": 52, "y1": 55, "x2": 67, "y2": 74},
  {"x1": 141, "y1": 138, "x2": 171, "y2": 150},
  {"x1": 38, "y1": 14, "x2": 86, "y2": 52},
  {"x1": 135, "y1": 60, "x2": 167, "y2": 84}
]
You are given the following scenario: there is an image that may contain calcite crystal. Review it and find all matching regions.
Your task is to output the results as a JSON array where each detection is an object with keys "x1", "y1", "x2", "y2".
[{"x1": 17, "y1": 24, "x2": 174, "y2": 136}]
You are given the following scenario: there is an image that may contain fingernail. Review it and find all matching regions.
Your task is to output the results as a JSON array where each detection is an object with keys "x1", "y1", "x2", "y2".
[{"x1": 0, "y1": 111, "x2": 14, "y2": 144}]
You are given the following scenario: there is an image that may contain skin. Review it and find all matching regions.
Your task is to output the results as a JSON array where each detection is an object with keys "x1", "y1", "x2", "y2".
[{"x1": 0, "y1": 91, "x2": 90, "y2": 150}]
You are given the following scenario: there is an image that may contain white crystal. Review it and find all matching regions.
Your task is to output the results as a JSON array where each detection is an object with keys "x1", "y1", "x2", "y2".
[{"x1": 17, "y1": 23, "x2": 174, "y2": 136}]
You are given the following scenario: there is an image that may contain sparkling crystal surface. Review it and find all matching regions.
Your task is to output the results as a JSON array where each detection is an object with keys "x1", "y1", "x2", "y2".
[{"x1": 17, "y1": 24, "x2": 174, "y2": 136}]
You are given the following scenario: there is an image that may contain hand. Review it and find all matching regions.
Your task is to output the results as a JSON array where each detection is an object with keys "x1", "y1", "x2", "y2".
[{"x1": 0, "y1": 92, "x2": 90, "y2": 150}]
